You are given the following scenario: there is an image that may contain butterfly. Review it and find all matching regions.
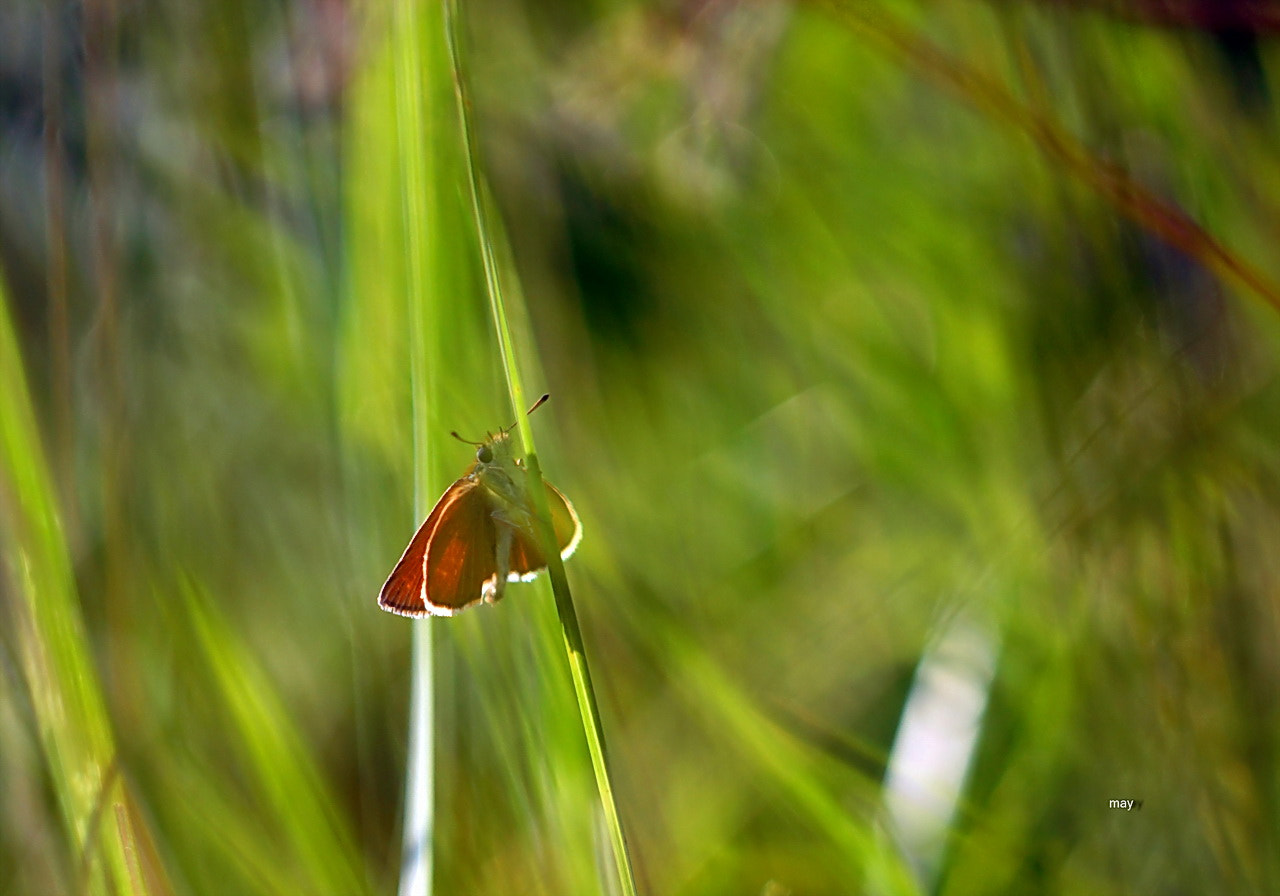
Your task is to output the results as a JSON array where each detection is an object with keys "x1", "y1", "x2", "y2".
[{"x1": 378, "y1": 398, "x2": 581, "y2": 616}]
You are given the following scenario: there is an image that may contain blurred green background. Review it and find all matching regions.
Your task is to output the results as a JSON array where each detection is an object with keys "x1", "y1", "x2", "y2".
[{"x1": 3, "y1": 0, "x2": 1280, "y2": 894}]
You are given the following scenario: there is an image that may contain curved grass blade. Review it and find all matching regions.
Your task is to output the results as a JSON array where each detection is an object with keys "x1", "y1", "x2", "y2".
[
  {"x1": 0, "y1": 275, "x2": 148, "y2": 895},
  {"x1": 442, "y1": 4, "x2": 641, "y2": 894}
]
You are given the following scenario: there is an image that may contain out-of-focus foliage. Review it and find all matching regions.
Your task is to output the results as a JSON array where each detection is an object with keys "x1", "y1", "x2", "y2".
[{"x1": 2, "y1": 0, "x2": 1279, "y2": 894}]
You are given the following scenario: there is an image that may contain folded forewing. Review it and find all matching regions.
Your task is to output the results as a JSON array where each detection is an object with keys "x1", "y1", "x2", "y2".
[{"x1": 423, "y1": 480, "x2": 498, "y2": 614}]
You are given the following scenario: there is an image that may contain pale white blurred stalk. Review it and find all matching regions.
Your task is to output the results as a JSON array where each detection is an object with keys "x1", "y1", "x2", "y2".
[
  {"x1": 392, "y1": 0, "x2": 437, "y2": 890},
  {"x1": 882, "y1": 614, "x2": 997, "y2": 889},
  {"x1": 398, "y1": 623, "x2": 434, "y2": 896}
]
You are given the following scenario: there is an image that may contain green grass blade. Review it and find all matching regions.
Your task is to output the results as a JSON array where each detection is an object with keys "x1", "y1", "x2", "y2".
[
  {"x1": 392, "y1": 0, "x2": 439, "y2": 892},
  {"x1": 0, "y1": 276, "x2": 146, "y2": 895},
  {"x1": 442, "y1": 4, "x2": 640, "y2": 894},
  {"x1": 343, "y1": 0, "x2": 474, "y2": 891},
  {"x1": 183, "y1": 582, "x2": 371, "y2": 894}
]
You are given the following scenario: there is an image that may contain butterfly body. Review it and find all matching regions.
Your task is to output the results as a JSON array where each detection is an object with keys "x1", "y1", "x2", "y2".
[{"x1": 378, "y1": 429, "x2": 581, "y2": 617}]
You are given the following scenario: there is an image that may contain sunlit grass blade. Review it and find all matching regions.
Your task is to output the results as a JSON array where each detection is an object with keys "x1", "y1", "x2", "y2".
[
  {"x1": 342, "y1": 0, "x2": 474, "y2": 891},
  {"x1": 442, "y1": 3, "x2": 640, "y2": 894},
  {"x1": 183, "y1": 582, "x2": 371, "y2": 894},
  {"x1": 391, "y1": 0, "x2": 440, "y2": 892},
  {"x1": 0, "y1": 277, "x2": 148, "y2": 895}
]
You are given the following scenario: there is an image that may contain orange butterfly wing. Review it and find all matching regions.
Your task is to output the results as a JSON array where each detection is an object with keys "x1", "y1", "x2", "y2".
[
  {"x1": 377, "y1": 493, "x2": 443, "y2": 616},
  {"x1": 506, "y1": 481, "x2": 582, "y2": 580},
  {"x1": 422, "y1": 479, "x2": 499, "y2": 614},
  {"x1": 378, "y1": 477, "x2": 496, "y2": 616}
]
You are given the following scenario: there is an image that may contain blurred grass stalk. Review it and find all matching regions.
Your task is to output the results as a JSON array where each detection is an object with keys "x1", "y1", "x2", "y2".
[
  {"x1": 443, "y1": 2, "x2": 640, "y2": 894},
  {"x1": 183, "y1": 581, "x2": 371, "y2": 894},
  {"x1": 0, "y1": 279, "x2": 145, "y2": 893},
  {"x1": 389, "y1": 0, "x2": 444, "y2": 893},
  {"x1": 882, "y1": 614, "x2": 997, "y2": 890}
]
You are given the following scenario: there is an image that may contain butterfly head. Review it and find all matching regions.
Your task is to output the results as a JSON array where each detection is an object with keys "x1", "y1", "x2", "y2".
[{"x1": 474, "y1": 428, "x2": 520, "y2": 470}]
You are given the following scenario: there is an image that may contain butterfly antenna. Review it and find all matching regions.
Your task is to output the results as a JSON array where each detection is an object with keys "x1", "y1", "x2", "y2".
[
  {"x1": 501, "y1": 393, "x2": 551, "y2": 434},
  {"x1": 526, "y1": 393, "x2": 551, "y2": 416}
]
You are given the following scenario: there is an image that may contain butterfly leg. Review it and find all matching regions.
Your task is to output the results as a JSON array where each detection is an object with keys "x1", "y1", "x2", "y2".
[{"x1": 488, "y1": 519, "x2": 513, "y2": 603}]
